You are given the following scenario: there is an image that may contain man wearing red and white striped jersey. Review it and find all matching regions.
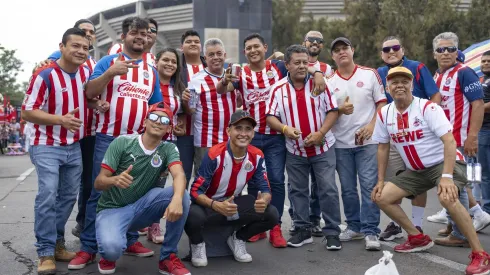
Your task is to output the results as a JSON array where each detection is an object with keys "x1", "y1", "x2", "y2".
[
  {"x1": 108, "y1": 18, "x2": 158, "y2": 68},
  {"x1": 185, "y1": 110, "x2": 278, "y2": 267},
  {"x1": 21, "y1": 28, "x2": 91, "y2": 274},
  {"x1": 266, "y1": 45, "x2": 342, "y2": 250},
  {"x1": 69, "y1": 17, "x2": 163, "y2": 270},
  {"x1": 372, "y1": 67, "x2": 490, "y2": 275},
  {"x1": 430, "y1": 32, "x2": 486, "y2": 245},
  {"x1": 177, "y1": 30, "x2": 207, "y2": 185},
  {"x1": 328, "y1": 37, "x2": 386, "y2": 250},
  {"x1": 188, "y1": 38, "x2": 237, "y2": 174},
  {"x1": 303, "y1": 30, "x2": 333, "y2": 77}
]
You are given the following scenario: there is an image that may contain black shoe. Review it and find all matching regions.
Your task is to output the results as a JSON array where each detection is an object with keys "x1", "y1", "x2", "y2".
[
  {"x1": 287, "y1": 228, "x2": 313, "y2": 247},
  {"x1": 379, "y1": 222, "x2": 403, "y2": 241},
  {"x1": 311, "y1": 225, "x2": 323, "y2": 237},
  {"x1": 415, "y1": 226, "x2": 424, "y2": 234},
  {"x1": 325, "y1": 235, "x2": 342, "y2": 250},
  {"x1": 71, "y1": 224, "x2": 81, "y2": 238},
  {"x1": 289, "y1": 224, "x2": 298, "y2": 235}
]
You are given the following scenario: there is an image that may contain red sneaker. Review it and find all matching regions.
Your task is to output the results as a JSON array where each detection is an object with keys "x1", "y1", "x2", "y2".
[
  {"x1": 269, "y1": 225, "x2": 287, "y2": 248},
  {"x1": 394, "y1": 234, "x2": 434, "y2": 253},
  {"x1": 138, "y1": 227, "x2": 149, "y2": 236},
  {"x1": 67, "y1": 251, "x2": 96, "y2": 270},
  {"x1": 466, "y1": 251, "x2": 490, "y2": 275},
  {"x1": 98, "y1": 258, "x2": 116, "y2": 274},
  {"x1": 159, "y1": 253, "x2": 191, "y2": 275},
  {"x1": 248, "y1": 232, "x2": 267, "y2": 242},
  {"x1": 124, "y1": 241, "x2": 155, "y2": 257}
]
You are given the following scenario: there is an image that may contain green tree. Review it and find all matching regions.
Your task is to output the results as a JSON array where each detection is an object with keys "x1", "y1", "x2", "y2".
[
  {"x1": 271, "y1": 0, "x2": 306, "y2": 52},
  {"x1": 463, "y1": 0, "x2": 490, "y2": 45},
  {"x1": 0, "y1": 45, "x2": 24, "y2": 95}
]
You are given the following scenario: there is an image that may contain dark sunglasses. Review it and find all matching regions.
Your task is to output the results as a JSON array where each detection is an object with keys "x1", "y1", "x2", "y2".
[
  {"x1": 149, "y1": 27, "x2": 157, "y2": 34},
  {"x1": 306, "y1": 37, "x2": 324, "y2": 44},
  {"x1": 382, "y1": 45, "x2": 401, "y2": 53},
  {"x1": 435, "y1": 46, "x2": 458, "y2": 53},
  {"x1": 147, "y1": 113, "x2": 170, "y2": 125}
]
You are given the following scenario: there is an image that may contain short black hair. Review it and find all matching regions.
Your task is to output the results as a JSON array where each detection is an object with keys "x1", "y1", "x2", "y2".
[
  {"x1": 121, "y1": 17, "x2": 149, "y2": 36},
  {"x1": 181, "y1": 30, "x2": 201, "y2": 45},
  {"x1": 243, "y1": 33, "x2": 265, "y2": 47},
  {"x1": 62, "y1": 28, "x2": 87, "y2": 46},
  {"x1": 146, "y1": 17, "x2": 158, "y2": 31},
  {"x1": 284, "y1": 44, "x2": 308, "y2": 63},
  {"x1": 383, "y1": 35, "x2": 403, "y2": 45},
  {"x1": 74, "y1": 19, "x2": 96, "y2": 32},
  {"x1": 483, "y1": 50, "x2": 490, "y2": 57}
]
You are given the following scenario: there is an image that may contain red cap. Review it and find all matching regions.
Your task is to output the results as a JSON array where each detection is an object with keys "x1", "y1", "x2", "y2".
[{"x1": 147, "y1": 102, "x2": 173, "y2": 124}]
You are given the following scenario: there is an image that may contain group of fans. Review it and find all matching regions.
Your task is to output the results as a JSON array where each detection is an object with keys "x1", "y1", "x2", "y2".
[{"x1": 21, "y1": 15, "x2": 490, "y2": 275}]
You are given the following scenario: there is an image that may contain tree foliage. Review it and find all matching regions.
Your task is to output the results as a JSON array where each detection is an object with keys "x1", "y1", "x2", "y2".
[
  {"x1": 0, "y1": 44, "x2": 25, "y2": 106},
  {"x1": 272, "y1": 0, "x2": 489, "y2": 72}
]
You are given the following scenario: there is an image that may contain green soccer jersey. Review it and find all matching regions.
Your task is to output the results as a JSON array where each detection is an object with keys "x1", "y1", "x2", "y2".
[{"x1": 97, "y1": 134, "x2": 181, "y2": 213}]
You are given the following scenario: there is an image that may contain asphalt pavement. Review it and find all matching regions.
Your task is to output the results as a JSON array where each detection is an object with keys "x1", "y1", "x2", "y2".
[{"x1": 0, "y1": 154, "x2": 488, "y2": 275}]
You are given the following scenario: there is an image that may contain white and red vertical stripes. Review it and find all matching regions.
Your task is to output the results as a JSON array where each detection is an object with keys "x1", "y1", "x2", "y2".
[{"x1": 160, "y1": 83, "x2": 181, "y2": 141}]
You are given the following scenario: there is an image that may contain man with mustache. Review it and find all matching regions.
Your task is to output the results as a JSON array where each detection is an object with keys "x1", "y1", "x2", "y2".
[
  {"x1": 303, "y1": 30, "x2": 333, "y2": 77},
  {"x1": 68, "y1": 16, "x2": 163, "y2": 272}
]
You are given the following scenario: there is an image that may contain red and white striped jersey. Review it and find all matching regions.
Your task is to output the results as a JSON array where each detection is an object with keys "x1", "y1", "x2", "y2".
[
  {"x1": 328, "y1": 65, "x2": 387, "y2": 148},
  {"x1": 160, "y1": 83, "x2": 181, "y2": 141},
  {"x1": 84, "y1": 57, "x2": 98, "y2": 136},
  {"x1": 190, "y1": 142, "x2": 270, "y2": 201},
  {"x1": 309, "y1": 60, "x2": 333, "y2": 77},
  {"x1": 91, "y1": 53, "x2": 162, "y2": 137},
  {"x1": 189, "y1": 69, "x2": 238, "y2": 147},
  {"x1": 267, "y1": 76, "x2": 338, "y2": 157},
  {"x1": 22, "y1": 62, "x2": 90, "y2": 146},
  {"x1": 373, "y1": 97, "x2": 464, "y2": 171},
  {"x1": 108, "y1": 43, "x2": 156, "y2": 68},
  {"x1": 434, "y1": 63, "x2": 484, "y2": 146},
  {"x1": 236, "y1": 60, "x2": 287, "y2": 134},
  {"x1": 183, "y1": 63, "x2": 205, "y2": 136},
  {"x1": 84, "y1": 57, "x2": 96, "y2": 73}
]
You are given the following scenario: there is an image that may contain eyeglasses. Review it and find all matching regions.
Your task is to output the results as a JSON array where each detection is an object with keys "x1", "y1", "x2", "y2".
[
  {"x1": 382, "y1": 45, "x2": 401, "y2": 53},
  {"x1": 149, "y1": 27, "x2": 157, "y2": 34},
  {"x1": 147, "y1": 113, "x2": 170, "y2": 125},
  {"x1": 435, "y1": 46, "x2": 458, "y2": 53},
  {"x1": 306, "y1": 37, "x2": 324, "y2": 44}
]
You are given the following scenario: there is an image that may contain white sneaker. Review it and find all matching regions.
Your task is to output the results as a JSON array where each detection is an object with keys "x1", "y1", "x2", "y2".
[
  {"x1": 473, "y1": 211, "x2": 490, "y2": 232},
  {"x1": 191, "y1": 242, "x2": 208, "y2": 267},
  {"x1": 427, "y1": 208, "x2": 448, "y2": 224},
  {"x1": 365, "y1": 235, "x2": 381, "y2": 251},
  {"x1": 339, "y1": 229, "x2": 365, "y2": 241},
  {"x1": 227, "y1": 232, "x2": 252, "y2": 263}
]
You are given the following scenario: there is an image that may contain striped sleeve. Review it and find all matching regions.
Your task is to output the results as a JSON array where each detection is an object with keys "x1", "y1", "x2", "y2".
[
  {"x1": 22, "y1": 73, "x2": 49, "y2": 111},
  {"x1": 249, "y1": 156, "x2": 271, "y2": 194},
  {"x1": 266, "y1": 85, "x2": 281, "y2": 117},
  {"x1": 190, "y1": 152, "x2": 217, "y2": 200},
  {"x1": 323, "y1": 81, "x2": 338, "y2": 112}
]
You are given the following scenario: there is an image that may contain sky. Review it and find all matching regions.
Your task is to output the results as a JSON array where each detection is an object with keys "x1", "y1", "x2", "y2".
[{"x1": 2, "y1": 0, "x2": 136, "y2": 85}]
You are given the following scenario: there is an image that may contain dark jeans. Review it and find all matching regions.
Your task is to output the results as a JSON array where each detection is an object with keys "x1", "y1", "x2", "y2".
[
  {"x1": 184, "y1": 195, "x2": 278, "y2": 244},
  {"x1": 247, "y1": 133, "x2": 286, "y2": 223},
  {"x1": 77, "y1": 135, "x2": 96, "y2": 227},
  {"x1": 479, "y1": 130, "x2": 490, "y2": 214},
  {"x1": 287, "y1": 169, "x2": 322, "y2": 226},
  {"x1": 176, "y1": 135, "x2": 195, "y2": 187}
]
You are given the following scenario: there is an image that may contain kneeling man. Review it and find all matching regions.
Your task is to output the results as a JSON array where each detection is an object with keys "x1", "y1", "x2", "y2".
[
  {"x1": 94, "y1": 102, "x2": 191, "y2": 275},
  {"x1": 372, "y1": 67, "x2": 490, "y2": 275},
  {"x1": 185, "y1": 110, "x2": 278, "y2": 267}
]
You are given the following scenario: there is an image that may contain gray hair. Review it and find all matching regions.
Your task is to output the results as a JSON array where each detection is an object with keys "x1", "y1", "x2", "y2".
[
  {"x1": 284, "y1": 44, "x2": 308, "y2": 63},
  {"x1": 433, "y1": 32, "x2": 459, "y2": 50},
  {"x1": 203, "y1": 38, "x2": 225, "y2": 55}
]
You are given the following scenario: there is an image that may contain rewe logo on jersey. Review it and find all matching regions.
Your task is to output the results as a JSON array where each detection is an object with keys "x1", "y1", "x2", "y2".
[{"x1": 390, "y1": 129, "x2": 424, "y2": 143}]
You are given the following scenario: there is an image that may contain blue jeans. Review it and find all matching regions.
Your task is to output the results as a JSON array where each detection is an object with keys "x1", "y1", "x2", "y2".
[
  {"x1": 96, "y1": 188, "x2": 190, "y2": 261},
  {"x1": 80, "y1": 133, "x2": 141, "y2": 254},
  {"x1": 30, "y1": 143, "x2": 82, "y2": 257},
  {"x1": 176, "y1": 135, "x2": 195, "y2": 187},
  {"x1": 287, "y1": 169, "x2": 321, "y2": 226},
  {"x1": 247, "y1": 133, "x2": 286, "y2": 223},
  {"x1": 335, "y1": 144, "x2": 380, "y2": 236},
  {"x1": 479, "y1": 130, "x2": 490, "y2": 214},
  {"x1": 286, "y1": 150, "x2": 341, "y2": 235}
]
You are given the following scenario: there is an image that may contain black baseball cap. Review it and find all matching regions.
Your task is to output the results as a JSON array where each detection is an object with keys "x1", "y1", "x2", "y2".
[
  {"x1": 330, "y1": 37, "x2": 352, "y2": 52},
  {"x1": 228, "y1": 110, "x2": 257, "y2": 127}
]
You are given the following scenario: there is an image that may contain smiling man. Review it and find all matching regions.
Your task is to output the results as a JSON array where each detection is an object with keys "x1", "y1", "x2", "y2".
[
  {"x1": 185, "y1": 110, "x2": 278, "y2": 267},
  {"x1": 303, "y1": 30, "x2": 333, "y2": 77},
  {"x1": 93, "y1": 102, "x2": 191, "y2": 275}
]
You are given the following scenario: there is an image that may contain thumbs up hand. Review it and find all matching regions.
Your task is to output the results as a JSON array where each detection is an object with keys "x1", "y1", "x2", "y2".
[
  {"x1": 214, "y1": 196, "x2": 238, "y2": 217},
  {"x1": 254, "y1": 191, "x2": 268, "y2": 213},
  {"x1": 61, "y1": 107, "x2": 83, "y2": 133},
  {"x1": 340, "y1": 96, "x2": 354, "y2": 115},
  {"x1": 114, "y1": 165, "x2": 134, "y2": 189}
]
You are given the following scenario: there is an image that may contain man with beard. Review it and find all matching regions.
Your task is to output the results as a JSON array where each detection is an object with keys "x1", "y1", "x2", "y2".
[
  {"x1": 376, "y1": 36, "x2": 440, "y2": 241},
  {"x1": 108, "y1": 17, "x2": 158, "y2": 68},
  {"x1": 68, "y1": 17, "x2": 163, "y2": 271},
  {"x1": 303, "y1": 30, "x2": 333, "y2": 77},
  {"x1": 479, "y1": 50, "x2": 490, "y2": 217}
]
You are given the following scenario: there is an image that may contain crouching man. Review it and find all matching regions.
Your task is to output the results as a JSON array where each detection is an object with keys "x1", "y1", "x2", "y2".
[
  {"x1": 185, "y1": 110, "x2": 278, "y2": 267},
  {"x1": 93, "y1": 102, "x2": 191, "y2": 275},
  {"x1": 371, "y1": 67, "x2": 490, "y2": 275}
]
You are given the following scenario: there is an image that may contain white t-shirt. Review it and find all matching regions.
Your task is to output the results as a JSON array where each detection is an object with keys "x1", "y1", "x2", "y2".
[
  {"x1": 372, "y1": 97, "x2": 464, "y2": 171},
  {"x1": 328, "y1": 65, "x2": 387, "y2": 148}
]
